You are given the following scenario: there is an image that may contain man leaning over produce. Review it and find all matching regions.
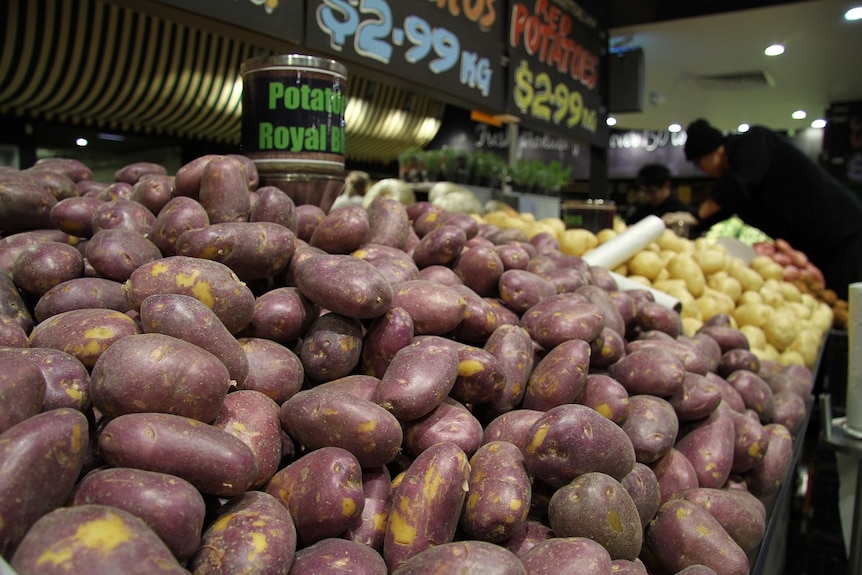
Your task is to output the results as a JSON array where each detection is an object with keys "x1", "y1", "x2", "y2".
[{"x1": 666, "y1": 117, "x2": 862, "y2": 301}]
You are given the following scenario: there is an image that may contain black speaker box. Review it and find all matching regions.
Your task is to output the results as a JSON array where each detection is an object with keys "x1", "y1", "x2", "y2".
[{"x1": 609, "y1": 48, "x2": 645, "y2": 113}]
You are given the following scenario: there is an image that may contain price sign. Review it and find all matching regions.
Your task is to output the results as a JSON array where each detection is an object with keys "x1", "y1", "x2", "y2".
[
  {"x1": 507, "y1": 0, "x2": 608, "y2": 147},
  {"x1": 306, "y1": 0, "x2": 506, "y2": 111}
]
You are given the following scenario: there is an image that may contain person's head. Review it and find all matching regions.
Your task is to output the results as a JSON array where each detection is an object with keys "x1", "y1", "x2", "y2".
[
  {"x1": 636, "y1": 163, "x2": 672, "y2": 206},
  {"x1": 684, "y1": 119, "x2": 728, "y2": 177}
]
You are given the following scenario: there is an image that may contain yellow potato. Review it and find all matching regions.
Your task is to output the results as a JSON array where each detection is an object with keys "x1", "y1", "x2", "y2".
[
  {"x1": 728, "y1": 264, "x2": 764, "y2": 292},
  {"x1": 524, "y1": 221, "x2": 556, "y2": 239},
  {"x1": 693, "y1": 237, "x2": 725, "y2": 253},
  {"x1": 736, "y1": 290, "x2": 763, "y2": 305},
  {"x1": 681, "y1": 316, "x2": 703, "y2": 338},
  {"x1": 694, "y1": 288, "x2": 735, "y2": 323},
  {"x1": 759, "y1": 290, "x2": 784, "y2": 308},
  {"x1": 613, "y1": 264, "x2": 628, "y2": 275},
  {"x1": 654, "y1": 268, "x2": 670, "y2": 282},
  {"x1": 595, "y1": 228, "x2": 618, "y2": 245},
  {"x1": 653, "y1": 279, "x2": 697, "y2": 309},
  {"x1": 667, "y1": 253, "x2": 706, "y2": 297},
  {"x1": 777, "y1": 281, "x2": 802, "y2": 302},
  {"x1": 694, "y1": 295, "x2": 721, "y2": 323},
  {"x1": 657, "y1": 250, "x2": 676, "y2": 265},
  {"x1": 759, "y1": 280, "x2": 785, "y2": 307},
  {"x1": 481, "y1": 211, "x2": 512, "y2": 227},
  {"x1": 739, "y1": 324, "x2": 767, "y2": 350},
  {"x1": 679, "y1": 302, "x2": 702, "y2": 321},
  {"x1": 539, "y1": 217, "x2": 566, "y2": 238},
  {"x1": 751, "y1": 345, "x2": 780, "y2": 363},
  {"x1": 692, "y1": 247, "x2": 728, "y2": 275},
  {"x1": 560, "y1": 228, "x2": 598, "y2": 256},
  {"x1": 763, "y1": 307, "x2": 799, "y2": 351},
  {"x1": 708, "y1": 275, "x2": 742, "y2": 303},
  {"x1": 810, "y1": 303, "x2": 835, "y2": 333},
  {"x1": 789, "y1": 327, "x2": 824, "y2": 368},
  {"x1": 652, "y1": 278, "x2": 688, "y2": 293},
  {"x1": 705, "y1": 287, "x2": 736, "y2": 315},
  {"x1": 785, "y1": 301, "x2": 812, "y2": 321},
  {"x1": 656, "y1": 229, "x2": 692, "y2": 253},
  {"x1": 749, "y1": 256, "x2": 784, "y2": 281},
  {"x1": 625, "y1": 275, "x2": 652, "y2": 286},
  {"x1": 732, "y1": 302, "x2": 772, "y2": 328},
  {"x1": 779, "y1": 348, "x2": 806, "y2": 366},
  {"x1": 707, "y1": 269, "x2": 728, "y2": 284},
  {"x1": 506, "y1": 217, "x2": 534, "y2": 235},
  {"x1": 627, "y1": 251, "x2": 665, "y2": 281},
  {"x1": 800, "y1": 293, "x2": 819, "y2": 310}
]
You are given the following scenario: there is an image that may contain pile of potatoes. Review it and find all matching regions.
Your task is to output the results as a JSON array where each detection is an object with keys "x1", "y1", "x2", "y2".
[
  {"x1": 480, "y1": 209, "x2": 834, "y2": 371},
  {"x1": 751, "y1": 238, "x2": 848, "y2": 330},
  {"x1": 0, "y1": 160, "x2": 816, "y2": 575}
]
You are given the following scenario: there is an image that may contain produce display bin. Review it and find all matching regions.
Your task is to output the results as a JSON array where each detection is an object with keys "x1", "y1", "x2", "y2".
[
  {"x1": 748, "y1": 396, "x2": 814, "y2": 574},
  {"x1": 748, "y1": 324, "x2": 835, "y2": 574}
]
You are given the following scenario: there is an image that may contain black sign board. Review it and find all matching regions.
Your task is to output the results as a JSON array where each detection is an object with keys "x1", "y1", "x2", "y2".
[
  {"x1": 607, "y1": 129, "x2": 700, "y2": 179},
  {"x1": 505, "y1": 0, "x2": 608, "y2": 148},
  {"x1": 517, "y1": 129, "x2": 590, "y2": 180},
  {"x1": 150, "y1": 0, "x2": 304, "y2": 44},
  {"x1": 305, "y1": 0, "x2": 506, "y2": 112}
]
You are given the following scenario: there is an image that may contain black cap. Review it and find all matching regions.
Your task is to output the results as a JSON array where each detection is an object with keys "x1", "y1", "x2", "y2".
[{"x1": 684, "y1": 119, "x2": 725, "y2": 161}]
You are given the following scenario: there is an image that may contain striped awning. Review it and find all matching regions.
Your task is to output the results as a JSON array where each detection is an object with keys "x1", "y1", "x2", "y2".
[{"x1": 0, "y1": 0, "x2": 444, "y2": 163}]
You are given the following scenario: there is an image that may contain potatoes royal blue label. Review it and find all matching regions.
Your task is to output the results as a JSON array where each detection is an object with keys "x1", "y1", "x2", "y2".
[{"x1": 241, "y1": 73, "x2": 346, "y2": 165}]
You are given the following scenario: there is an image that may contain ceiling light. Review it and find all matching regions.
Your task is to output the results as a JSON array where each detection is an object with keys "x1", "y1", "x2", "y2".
[
  {"x1": 764, "y1": 44, "x2": 785, "y2": 56},
  {"x1": 606, "y1": 116, "x2": 617, "y2": 126},
  {"x1": 845, "y1": 6, "x2": 862, "y2": 20},
  {"x1": 668, "y1": 123, "x2": 682, "y2": 133},
  {"x1": 792, "y1": 110, "x2": 807, "y2": 120},
  {"x1": 738, "y1": 123, "x2": 750, "y2": 133},
  {"x1": 811, "y1": 119, "x2": 827, "y2": 129},
  {"x1": 75, "y1": 138, "x2": 88, "y2": 147}
]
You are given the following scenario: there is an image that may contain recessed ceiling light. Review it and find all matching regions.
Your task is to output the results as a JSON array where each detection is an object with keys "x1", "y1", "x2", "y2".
[
  {"x1": 738, "y1": 123, "x2": 750, "y2": 133},
  {"x1": 606, "y1": 116, "x2": 617, "y2": 126},
  {"x1": 792, "y1": 110, "x2": 807, "y2": 120},
  {"x1": 811, "y1": 119, "x2": 827, "y2": 129},
  {"x1": 764, "y1": 44, "x2": 785, "y2": 56},
  {"x1": 845, "y1": 6, "x2": 862, "y2": 21},
  {"x1": 668, "y1": 123, "x2": 682, "y2": 133},
  {"x1": 75, "y1": 137, "x2": 89, "y2": 147}
]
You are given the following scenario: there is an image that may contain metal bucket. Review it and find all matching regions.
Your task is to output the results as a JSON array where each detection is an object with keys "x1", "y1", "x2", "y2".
[{"x1": 241, "y1": 54, "x2": 348, "y2": 211}]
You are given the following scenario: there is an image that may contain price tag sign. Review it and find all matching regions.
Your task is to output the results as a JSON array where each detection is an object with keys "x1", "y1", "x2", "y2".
[
  {"x1": 507, "y1": 0, "x2": 608, "y2": 147},
  {"x1": 306, "y1": 0, "x2": 506, "y2": 111}
]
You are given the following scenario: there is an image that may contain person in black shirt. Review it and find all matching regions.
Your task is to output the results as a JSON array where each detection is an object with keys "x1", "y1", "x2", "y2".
[
  {"x1": 625, "y1": 163, "x2": 696, "y2": 226},
  {"x1": 681, "y1": 118, "x2": 862, "y2": 300}
]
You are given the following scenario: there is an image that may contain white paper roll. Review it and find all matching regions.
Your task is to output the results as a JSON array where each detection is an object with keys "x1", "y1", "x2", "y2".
[
  {"x1": 844, "y1": 282, "x2": 862, "y2": 436},
  {"x1": 582, "y1": 215, "x2": 666, "y2": 270}
]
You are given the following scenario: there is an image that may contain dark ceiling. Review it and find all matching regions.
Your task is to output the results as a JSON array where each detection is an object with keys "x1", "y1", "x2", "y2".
[
  {"x1": 606, "y1": 0, "x2": 807, "y2": 27},
  {"x1": 2, "y1": 0, "x2": 817, "y2": 170}
]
